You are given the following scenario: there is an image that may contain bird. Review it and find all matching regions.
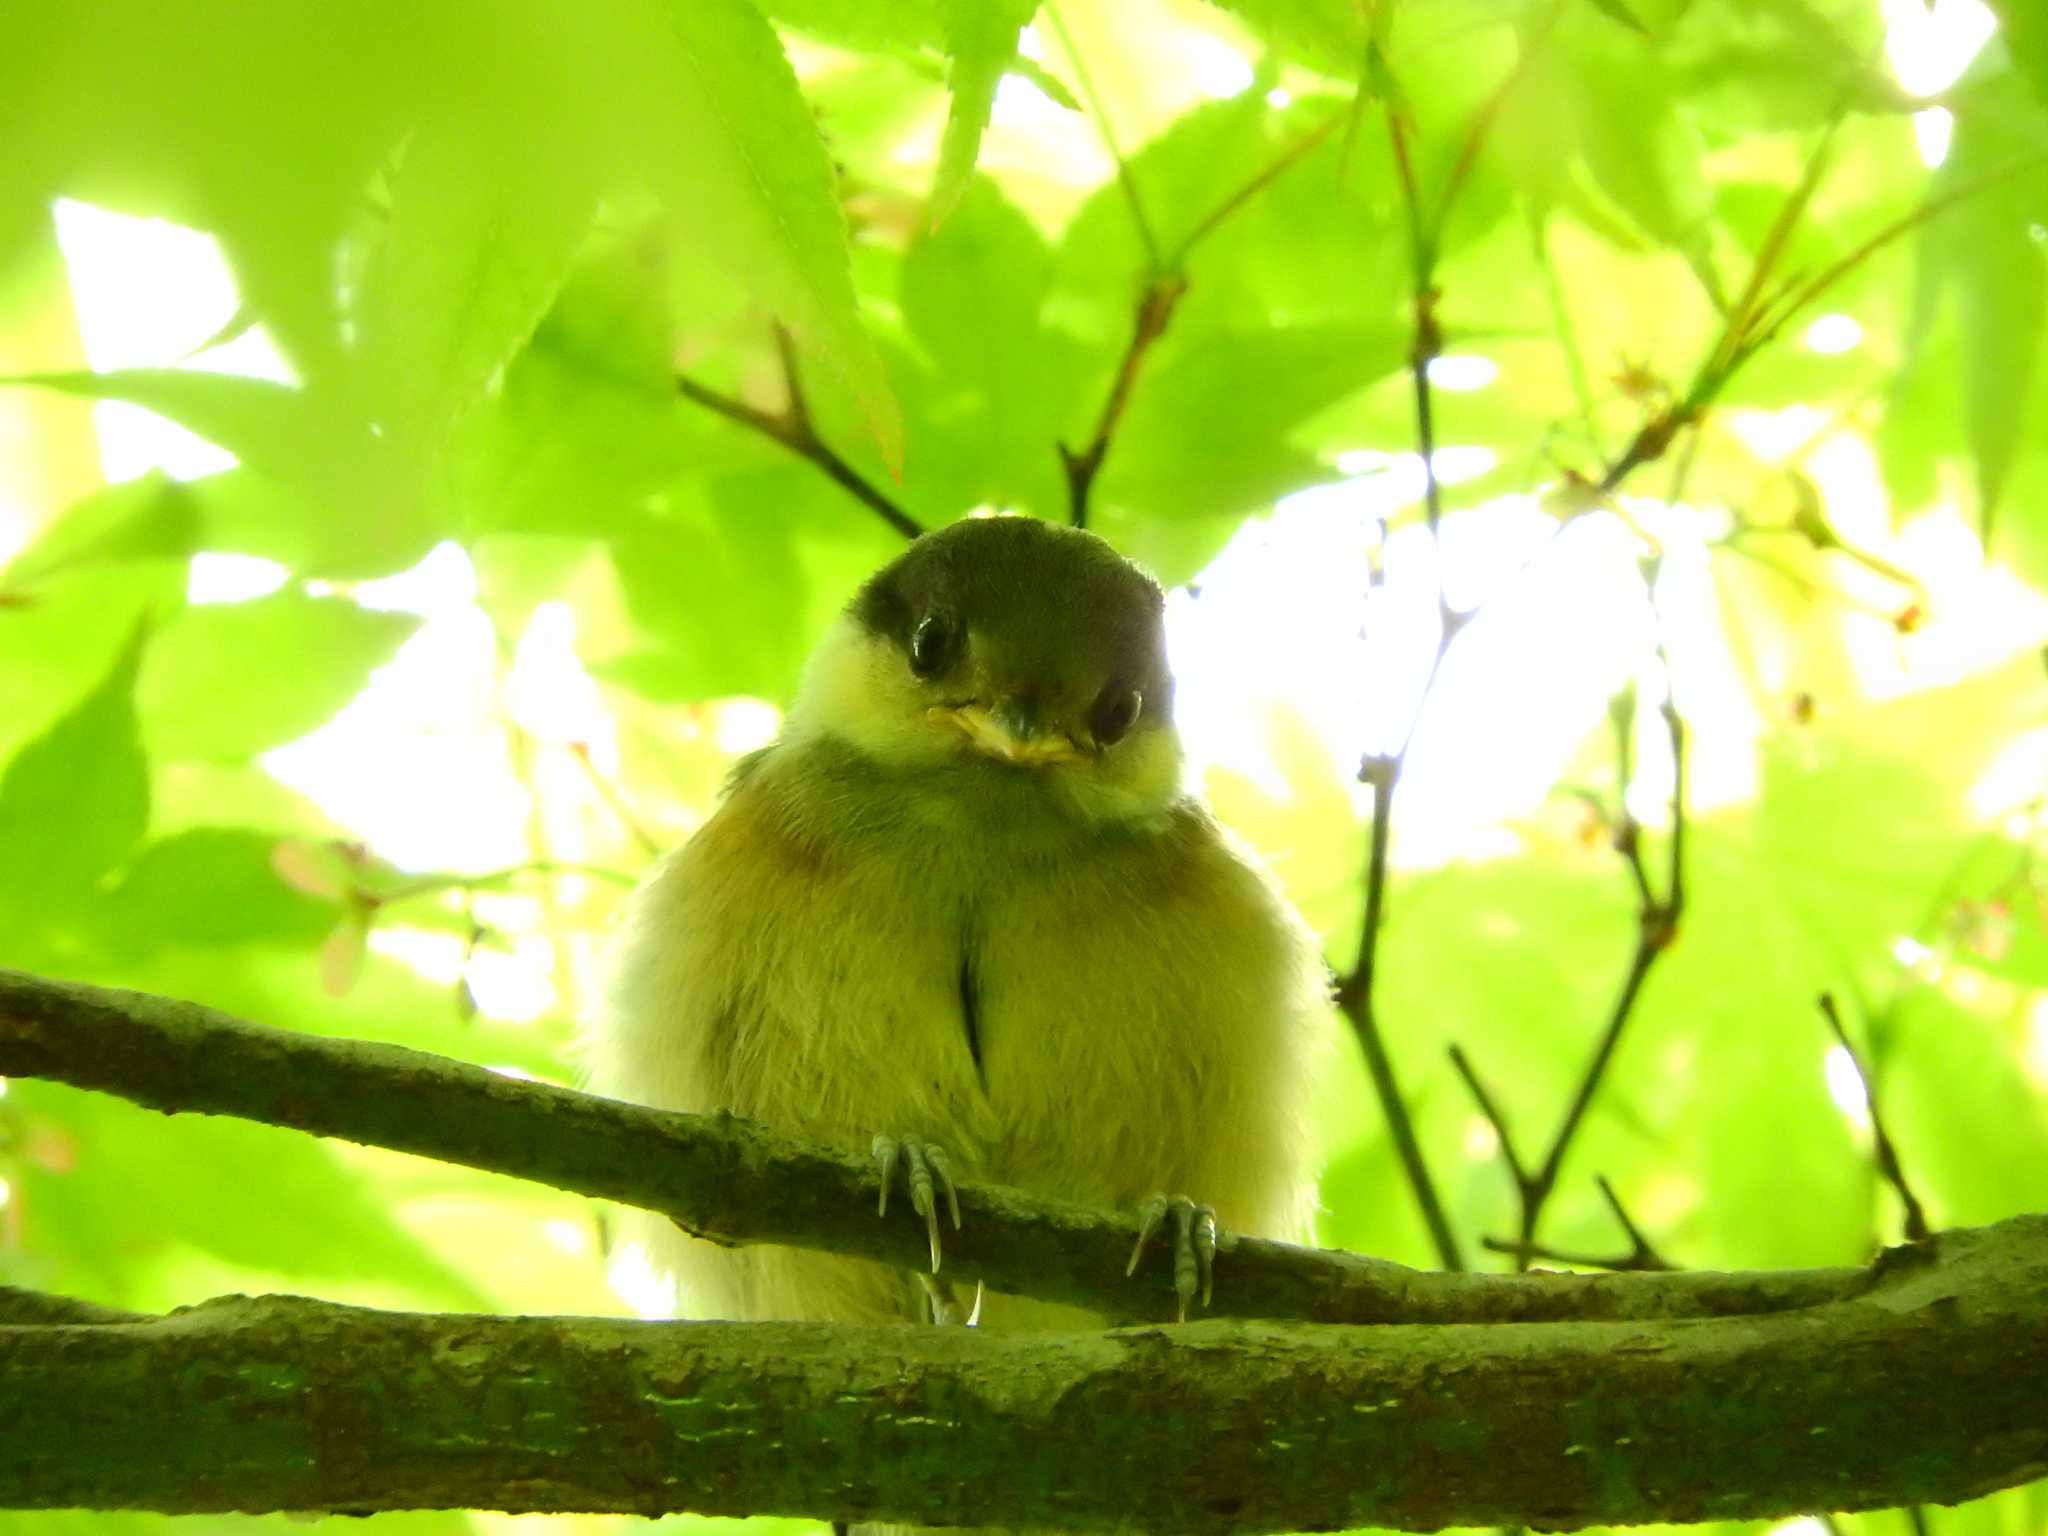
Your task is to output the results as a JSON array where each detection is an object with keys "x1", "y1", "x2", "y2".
[{"x1": 586, "y1": 512, "x2": 1325, "y2": 1336}]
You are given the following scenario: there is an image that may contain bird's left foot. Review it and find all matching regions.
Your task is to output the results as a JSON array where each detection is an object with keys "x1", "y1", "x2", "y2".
[
  {"x1": 1126, "y1": 1193, "x2": 1220, "y2": 1322},
  {"x1": 918, "y1": 1273, "x2": 985, "y2": 1327},
  {"x1": 871, "y1": 1133, "x2": 961, "y2": 1273}
]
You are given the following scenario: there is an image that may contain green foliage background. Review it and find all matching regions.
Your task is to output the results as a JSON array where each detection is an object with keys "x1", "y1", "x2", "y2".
[{"x1": 2, "y1": 1, "x2": 2047, "y2": 1532}]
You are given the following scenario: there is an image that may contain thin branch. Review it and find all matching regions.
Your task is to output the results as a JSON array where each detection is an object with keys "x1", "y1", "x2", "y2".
[
  {"x1": 1460, "y1": 582, "x2": 1686, "y2": 1272},
  {"x1": 568, "y1": 739, "x2": 663, "y2": 860},
  {"x1": 1595, "y1": 1174, "x2": 1671, "y2": 1266},
  {"x1": 1819, "y1": 991, "x2": 1933, "y2": 1243},
  {"x1": 677, "y1": 329, "x2": 923, "y2": 543},
  {"x1": 1042, "y1": 1, "x2": 1161, "y2": 272},
  {"x1": 1533, "y1": 214, "x2": 1602, "y2": 454},
  {"x1": 1169, "y1": 112, "x2": 1343, "y2": 266},
  {"x1": 8, "y1": 1224, "x2": 2047, "y2": 1526},
  {"x1": 0, "y1": 965, "x2": 1883, "y2": 1328},
  {"x1": 1327, "y1": 32, "x2": 1562, "y2": 1271},
  {"x1": 1335, "y1": 759, "x2": 1465, "y2": 1272},
  {"x1": 1061, "y1": 111, "x2": 1347, "y2": 530},
  {"x1": 1427, "y1": 3, "x2": 1564, "y2": 257},
  {"x1": 1448, "y1": 1042, "x2": 1531, "y2": 1191},
  {"x1": 1735, "y1": 152, "x2": 2047, "y2": 369},
  {"x1": 1059, "y1": 273, "x2": 1186, "y2": 528}
]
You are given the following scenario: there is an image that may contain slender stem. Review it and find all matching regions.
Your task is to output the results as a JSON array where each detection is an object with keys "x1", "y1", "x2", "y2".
[
  {"x1": 1458, "y1": 577, "x2": 1685, "y2": 1272},
  {"x1": 1170, "y1": 114, "x2": 1343, "y2": 266},
  {"x1": 1042, "y1": 1, "x2": 1161, "y2": 273},
  {"x1": 1428, "y1": 3, "x2": 1563, "y2": 255},
  {"x1": 1534, "y1": 215, "x2": 1601, "y2": 453},
  {"x1": 569, "y1": 740, "x2": 663, "y2": 860},
  {"x1": 1595, "y1": 1174, "x2": 1671, "y2": 1269},
  {"x1": 1819, "y1": 992, "x2": 1933, "y2": 1243},
  {"x1": 1447, "y1": 1043, "x2": 1530, "y2": 1191},
  {"x1": 1063, "y1": 111, "x2": 1350, "y2": 529},
  {"x1": 1738, "y1": 153, "x2": 2045, "y2": 368},
  {"x1": 380, "y1": 858, "x2": 637, "y2": 905},
  {"x1": 1060, "y1": 275, "x2": 1186, "y2": 528},
  {"x1": 677, "y1": 331, "x2": 924, "y2": 543}
]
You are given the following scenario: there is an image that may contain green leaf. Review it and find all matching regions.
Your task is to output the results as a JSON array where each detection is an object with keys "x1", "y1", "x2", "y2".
[
  {"x1": 601, "y1": 462, "x2": 900, "y2": 703},
  {"x1": 896, "y1": 176, "x2": 1087, "y2": 513},
  {"x1": 1984, "y1": 0, "x2": 2048, "y2": 106},
  {"x1": 138, "y1": 592, "x2": 420, "y2": 761},
  {"x1": 0, "y1": 474, "x2": 205, "y2": 588},
  {"x1": 1923, "y1": 66, "x2": 2048, "y2": 543},
  {"x1": 0, "y1": 368, "x2": 362, "y2": 482},
  {"x1": 903, "y1": 176, "x2": 1056, "y2": 383},
  {"x1": 1885, "y1": 981, "x2": 2048, "y2": 1231},
  {"x1": 6, "y1": 1079, "x2": 490, "y2": 1310},
  {"x1": 751, "y1": 0, "x2": 943, "y2": 51},
  {"x1": 0, "y1": 620, "x2": 149, "y2": 911},
  {"x1": 0, "y1": 371, "x2": 437, "y2": 577},
  {"x1": 930, "y1": 0, "x2": 1042, "y2": 224},
  {"x1": 106, "y1": 828, "x2": 337, "y2": 951},
  {"x1": 1558, "y1": 15, "x2": 1712, "y2": 249},
  {"x1": 1095, "y1": 322, "x2": 1404, "y2": 581},
  {"x1": 603, "y1": 478, "x2": 815, "y2": 703},
  {"x1": 1199, "y1": 0, "x2": 1369, "y2": 76},
  {"x1": 644, "y1": 0, "x2": 904, "y2": 468},
  {"x1": 350, "y1": 121, "x2": 597, "y2": 483}
]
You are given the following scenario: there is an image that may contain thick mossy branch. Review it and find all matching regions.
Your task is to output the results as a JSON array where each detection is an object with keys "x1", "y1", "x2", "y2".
[
  {"x1": 0, "y1": 967, "x2": 1875, "y2": 1327},
  {"x1": 4, "y1": 1218, "x2": 2047, "y2": 1527}
]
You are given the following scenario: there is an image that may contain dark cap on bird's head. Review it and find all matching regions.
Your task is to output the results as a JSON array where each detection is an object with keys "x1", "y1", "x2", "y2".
[
  {"x1": 853, "y1": 515, "x2": 1173, "y2": 761},
  {"x1": 788, "y1": 514, "x2": 1184, "y2": 822}
]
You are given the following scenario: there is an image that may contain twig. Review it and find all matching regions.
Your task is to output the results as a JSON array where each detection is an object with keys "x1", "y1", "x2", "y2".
[
  {"x1": 1584, "y1": 143, "x2": 2039, "y2": 506},
  {"x1": 1060, "y1": 112, "x2": 1349, "y2": 529},
  {"x1": 1456, "y1": 584, "x2": 1686, "y2": 1271},
  {"x1": 1331, "y1": 36, "x2": 1563, "y2": 1274},
  {"x1": 568, "y1": 740, "x2": 663, "y2": 860},
  {"x1": 1818, "y1": 991, "x2": 1933, "y2": 1243},
  {"x1": 1335, "y1": 764, "x2": 1464, "y2": 1272},
  {"x1": 1059, "y1": 273, "x2": 1186, "y2": 528},
  {"x1": 1042, "y1": 1, "x2": 1161, "y2": 272},
  {"x1": 1594, "y1": 1174, "x2": 1671, "y2": 1268},
  {"x1": 1168, "y1": 113, "x2": 1343, "y2": 266},
  {"x1": 677, "y1": 329, "x2": 923, "y2": 543}
]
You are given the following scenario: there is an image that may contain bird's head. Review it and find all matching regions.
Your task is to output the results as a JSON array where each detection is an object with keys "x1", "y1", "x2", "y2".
[{"x1": 786, "y1": 515, "x2": 1182, "y2": 825}]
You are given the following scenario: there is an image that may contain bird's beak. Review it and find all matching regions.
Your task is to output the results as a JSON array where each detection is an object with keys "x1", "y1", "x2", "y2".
[{"x1": 928, "y1": 702, "x2": 1090, "y2": 766}]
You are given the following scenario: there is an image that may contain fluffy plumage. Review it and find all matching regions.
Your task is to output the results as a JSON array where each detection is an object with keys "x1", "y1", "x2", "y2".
[{"x1": 588, "y1": 515, "x2": 1325, "y2": 1331}]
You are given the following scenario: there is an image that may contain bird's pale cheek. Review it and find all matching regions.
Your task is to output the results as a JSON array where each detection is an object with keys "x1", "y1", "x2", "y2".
[{"x1": 1054, "y1": 725, "x2": 1185, "y2": 825}]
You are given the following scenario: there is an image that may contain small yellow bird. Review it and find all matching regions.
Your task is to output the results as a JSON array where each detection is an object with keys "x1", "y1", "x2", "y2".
[{"x1": 589, "y1": 513, "x2": 1324, "y2": 1332}]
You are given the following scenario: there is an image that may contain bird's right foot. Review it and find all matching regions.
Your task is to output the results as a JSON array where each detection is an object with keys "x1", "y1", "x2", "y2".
[{"x1": 871, "y1": 1133, "x2": 961, "y2": 1273}]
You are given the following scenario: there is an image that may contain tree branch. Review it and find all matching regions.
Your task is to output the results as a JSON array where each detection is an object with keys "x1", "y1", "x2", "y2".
[
  {"x1": 677, "y1": 328, "x2": 924, "y2": 542},
  {"x1": 5, "y1": 1219, "x2": 2045, "y2": 1526},
  {"x1": 1059, "y1": 109, "x2": 1351, "y2": 530},
  {"x1": 0, "y1": 965, "x2": 1885, "y2": 1328},
  {"x1": 1059, "y1": 272, "x2": 1186, "y2": 528},
  {"x1": 1454, "y1": 601, "x2": 1687, "y2": 1271},
  {"x1": 1819, "y1": 990, "x2": 1933, "y2": 1243}
]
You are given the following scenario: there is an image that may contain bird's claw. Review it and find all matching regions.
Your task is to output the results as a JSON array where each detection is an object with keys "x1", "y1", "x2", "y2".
[
  {"x1": 871, "y1": 1134, "x2": 961, "y2": 1273},
  {"x1": 1127, "y1": 1193, "x2": 1219, "y2": 1322}
]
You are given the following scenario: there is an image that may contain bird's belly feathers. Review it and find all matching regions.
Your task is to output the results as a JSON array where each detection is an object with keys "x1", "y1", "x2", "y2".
[{"x1": 589, "y1": 765, "x2": 1320, "y2": 1324}]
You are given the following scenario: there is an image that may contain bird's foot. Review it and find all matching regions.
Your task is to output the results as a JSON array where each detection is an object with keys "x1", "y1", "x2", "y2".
[
  {"x1": 1127, "y1": 1193, "x2": 1219, "y2": 1322},
  {"x1": 871, "y1": 1133, "x2": 961, "y2": 1273},
  {"x1": 918, "y1": 1273, "x2": 985, "y2": 1327}
]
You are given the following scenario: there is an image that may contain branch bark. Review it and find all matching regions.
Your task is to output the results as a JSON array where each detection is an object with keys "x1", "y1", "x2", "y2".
[
  {"x1": 4, "y1": 1217, "x2": 2046, "y2": 1527},
  {"x1": 0, "y1": 967, "x2": 1869, "y2": 1328}
]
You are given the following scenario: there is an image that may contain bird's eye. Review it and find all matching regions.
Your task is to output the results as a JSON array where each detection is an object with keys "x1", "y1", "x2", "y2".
[
  {"x1": 909, "y1": 615, "x2": 957, "y2": 678},
  {"x1": 1090, "y1": 685, "x2": 1144, "y2": 746}
]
